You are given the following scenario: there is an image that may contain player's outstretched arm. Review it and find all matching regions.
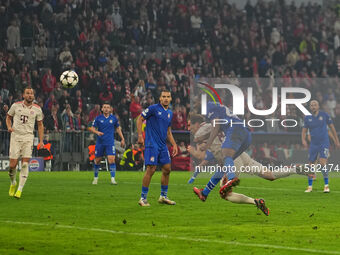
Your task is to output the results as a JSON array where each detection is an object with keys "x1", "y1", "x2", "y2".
[
  {"x1": 301, "y1": 127, "x2": 308, "y2": 148},
  {"x1": 116, "y1": 126, "x2": 125, "y2": 147},
  {"x1": 137, "y1": 115, "x2": 144, "y2": 145},
  {"x1": 6, "y1": 114, "x2": 14, "y2": 133},
  {"x1": 167, "y1": 126, "x2": 178, "y2": 157},
  {"x1": 37, "y1": 120, "x2": 44, "y2": 148},
  {"x1": 329, "y1": 124, "x2": 340, "y2": 148}
]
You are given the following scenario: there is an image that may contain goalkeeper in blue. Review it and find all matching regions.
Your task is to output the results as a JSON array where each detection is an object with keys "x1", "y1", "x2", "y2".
[
  {"x1": 89, "y1": 103, "x2": 125, "y2": 185},
  {"x1": 137, "y1": 90, "x2": 178, "y2": 207},
  {"x1": 302, "y1": 100, "x2": 340, "y2": 193}
]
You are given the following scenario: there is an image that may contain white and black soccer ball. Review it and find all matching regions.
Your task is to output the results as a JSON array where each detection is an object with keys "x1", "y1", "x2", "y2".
[{"x1": 60, "y1": 70, "x2": 79, "y2": 88}]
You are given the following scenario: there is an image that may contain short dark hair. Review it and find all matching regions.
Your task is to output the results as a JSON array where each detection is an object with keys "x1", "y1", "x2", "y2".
[
  {"x1": 102, "y1": 101, "x2": 111, "y2": 106},
  {"x1": 190, "y1": 114, "x2": 205, "y2": 124},
  {"x1": 23, "y1": 86, "x2": 34, "y2": 93},
  {"x1": 160, "y1": 89, "x2": 171, "y2": 95}
]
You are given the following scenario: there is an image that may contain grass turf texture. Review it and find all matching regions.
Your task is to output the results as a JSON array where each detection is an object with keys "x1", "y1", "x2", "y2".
[{"x1": 1, "y1": 171, "x2": 340, "y2": 255}]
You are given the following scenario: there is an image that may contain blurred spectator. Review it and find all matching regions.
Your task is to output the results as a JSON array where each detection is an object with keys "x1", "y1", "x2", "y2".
[
  {"x1": 59, "y1": 46, "x2": 73, "y2": 69},
  {"x1": 172, "y1": 104, "x2": 187, "y2": 130},
  {"x1": 45, "y1": 105, "x2": 63, "y2": 132},
  {"x1": 6, "y1": 20, "x2": 20, "y2": 50},
  {"x1": 42, "y1": 69, "x2": 57, "y2": 94},
  {"x1": 61, "y1": 104, "x2": 75, "y2": 131},
  {"x1": 0, "y1": 0, "x2": 339, "y2": 136},
  {"x1": 129, "y1": 96, "x2": 142, "y2": 119},
  {"x1": 88, "y1": 104, "x2": 101, "y2": 122}
]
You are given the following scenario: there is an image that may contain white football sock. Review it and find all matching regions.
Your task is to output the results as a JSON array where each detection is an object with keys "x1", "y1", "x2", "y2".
[
  {"x1": 18, "y1": 162, "x2": 29, "y2": 192},
  {"x1": 9, "y1": 167, "x2": 17, "y2": 185},
  {"x1": 225, "y1": 192, "x2": 255, "y2": 204}
]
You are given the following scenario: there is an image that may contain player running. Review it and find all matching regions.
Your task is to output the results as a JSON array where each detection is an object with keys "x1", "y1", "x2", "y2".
[
  {"x1": 89, "y1": 103, "x2": 125, "y2": 185},
  {"x1": 302, "y1": 100, "x2": 340, "y2": 193},
  {"x1": 6, "y1": 87, "x2": 44, "y2": 199},
  {"x1": 137, "y1": 90, "x2": 178, "y2": 207}
]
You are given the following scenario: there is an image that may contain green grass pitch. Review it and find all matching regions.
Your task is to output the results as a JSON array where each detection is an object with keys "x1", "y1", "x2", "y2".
[{"x1": 1, "y1": 171, "x2": 340, "y2": 255}]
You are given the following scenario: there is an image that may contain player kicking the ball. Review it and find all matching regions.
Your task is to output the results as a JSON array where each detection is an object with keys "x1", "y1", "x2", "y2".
[
  {"x1": 188, "y1": 114, "x2": 308, "y2": 184},
  {"x1": 137, "y1": 90, "x2": 178, "y2": 206},
  {"x1": 189, "y1": 114, "x2": 270, "y2": 215},
  {"x1": 89, "y1": 103, "x2": 125, "y2": 185},
  {"x1": 6, "y1": 87, "x2": 44, "y2": 199}
]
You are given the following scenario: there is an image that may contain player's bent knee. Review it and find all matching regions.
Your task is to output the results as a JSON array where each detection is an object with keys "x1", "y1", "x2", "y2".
[
  {"x1": 146, "y1": 165, "x2": 157, "y2": 175},
  {"x1": 162, "y1": 169, "x2": 170, "y2": 175},
  {"x1": 107, "y1": 156, "x2": 115, "y2": 164},
  {"x1": 319, "y1": 158, "x2": 327, "y2": 165},
  {"x1": 161, "y1": 164, "x2": 171, "y2": 173},
  {"x1": 94, "y1": 158, "x2": 102, "y2": 164}
]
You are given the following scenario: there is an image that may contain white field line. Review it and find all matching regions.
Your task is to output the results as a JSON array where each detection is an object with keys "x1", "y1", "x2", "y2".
[{"x1": 1, "y1": 220, "x2": 340, "y2": 255}]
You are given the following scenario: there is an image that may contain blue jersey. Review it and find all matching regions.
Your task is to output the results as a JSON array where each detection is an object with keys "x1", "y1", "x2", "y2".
[
  {"x1": 206, "y1": 102, "x2": 244, "y2": 132},
  {"x1": 304, "y1": 111, "x2": 332, "y2": 145},
  {"x1": 141, "y1": 103, "x2": 173, "y2": 148},
  {"x1": 92, "y1": 114, "x2": 119, "y2": 145}
]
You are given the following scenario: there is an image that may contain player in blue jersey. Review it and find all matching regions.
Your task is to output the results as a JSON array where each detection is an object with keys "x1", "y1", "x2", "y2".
[
  {"x1": 137, "y1": 90, "x2": 178, "y2": 206},
  {"x1": 302, "y1": 100, "x2": 339, "y2": 193},
  {"x1": 89, "y1": 103, "x2": 125, "y2": 185},
  {"x1": 193, "y1": 102, "x2": 252, "y2": 201}
]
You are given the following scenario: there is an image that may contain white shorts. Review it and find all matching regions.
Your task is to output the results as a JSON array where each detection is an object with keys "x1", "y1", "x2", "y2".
[{"x1": 9, "y1": 138, "x2": 33, "y2": 159}]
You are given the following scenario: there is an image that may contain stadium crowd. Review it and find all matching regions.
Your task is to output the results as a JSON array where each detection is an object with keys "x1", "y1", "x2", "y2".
[{"x1": 0, "y1": 0, "x2": 340, "y2": 137}]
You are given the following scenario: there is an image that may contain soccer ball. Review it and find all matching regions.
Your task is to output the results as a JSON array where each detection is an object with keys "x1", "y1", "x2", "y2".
[{"x1": 60, "y1": 70, "x2": 79, "y2": 88}]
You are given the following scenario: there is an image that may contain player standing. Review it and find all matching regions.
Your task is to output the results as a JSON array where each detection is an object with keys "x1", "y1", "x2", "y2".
[
  {"x1": 137, "y1": 90, "x2": 178, "y2": 206},
  {"x1": 6, "y1": 87, "x2": 44, "y2": 199},
  {"x1": 302, "y1": 100, "x2": 340, "y2": 193},
  {"x1": 89, "y1": 103, "x2": 125, "y2": 185}
]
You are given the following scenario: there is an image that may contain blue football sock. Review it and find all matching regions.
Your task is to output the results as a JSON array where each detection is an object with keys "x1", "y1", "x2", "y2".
[
  {"x1": 141, "y1": 186, "x2": 149, "y2": 199},
  {"x1": 161, "y1": 185, "x2": 168, "y2": 197},
  {"x1": 109, "y1": 163, "x2": 116, "y2": 178},
  {"x1": 202, "y1": 170, "x2": 225, "y2": 196},
  {"x1": 94, "y1": 164, "x2": 100, "y2": 178},
  {"x1": 193, "y1": 170, "x2": 200, "y2": 178},
  {"x1": 308, "y1": 176, "x2": 313, "y2": 186},
  {"x1": 224, "y1": 156, "x2": 236, "y2": 180},
  {"x1": 322, "y1": 168, "x2": 329, "y2": 185}
]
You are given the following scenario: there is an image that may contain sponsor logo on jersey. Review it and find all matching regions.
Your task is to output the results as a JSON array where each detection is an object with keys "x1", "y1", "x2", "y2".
[
  {"x1": 319, "y1": 116, "x2": 323, "y2": 121},
  {"x1": 158, "y1": 112, "x2": 161, "y2": 115},
  {"x1": 110, "y1": 119, "x2": 113, "y2": 123},
  {"x1": 30, "y1": 111, "x2": 34, "y2": 115},
  {"x1": 150, "y1": 156, "x2": 154, "y2": 162},
  {"x1": 168, "y1": 113, "x2": 170, "y2": 118}
]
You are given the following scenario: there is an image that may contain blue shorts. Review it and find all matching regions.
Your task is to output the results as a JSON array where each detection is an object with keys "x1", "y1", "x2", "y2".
[
  {"x1": 95, "y1": 144, "x2": 116, "y2": 157},
  {"x1": 222, "y1": 126, "x2": 252, "y2": 159},
  {"x1": 309, "y1": 143, "x2": 329, "y2": 162},
  {"x1": 144, "y1": 146, "x2": 171, "y2": 166}
]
